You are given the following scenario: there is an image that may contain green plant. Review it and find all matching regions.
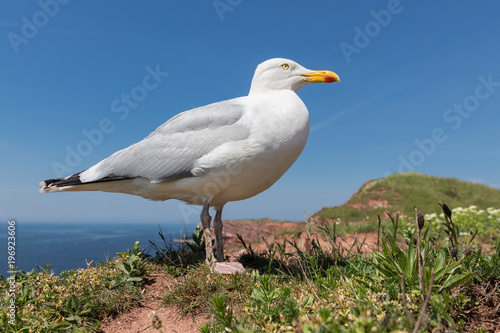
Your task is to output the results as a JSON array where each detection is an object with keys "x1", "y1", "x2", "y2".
[
  {"x1": 425, "y1": 205, "x2": 500, "y2": 238},
  {"x1": 149, "y1": 225, "x2": 207, "y2": 273},
  {"x1": 60, "y1": 294, "x2": 93, "y2": 325},
  {"x1": 465, "y1": 238, "x2": 500, "y2": 281},
  {"x1": 105, "y1": 241, "x2": 147, "y2": 288},
  {"x1": 372, "y1": 229, "x2": 419, "y2": 290},
  {"x1": 209, "y1": 294, "x2": 235, "y2": 329},
  {"x1": 371, "y1": 205, "x2": 473, "y2": 332},
  {"x1": 163, "y1": 264, "x2": 253, "y2": 315},
  {"x1": 184, "y1": 225, "x2": 206, "y2": 253},
  {"x1": 0, "y1": 262, "x2": 141, "y2": 331}
]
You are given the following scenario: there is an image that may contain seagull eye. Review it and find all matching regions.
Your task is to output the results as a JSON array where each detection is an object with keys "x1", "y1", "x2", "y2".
[{"x1": 281, "y1": 63, "x2": 290, "y2": 70}]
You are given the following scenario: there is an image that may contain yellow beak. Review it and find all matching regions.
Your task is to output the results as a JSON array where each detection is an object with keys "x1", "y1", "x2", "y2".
[{"x1": 301, "y1": 70, "x2": 340, "y2": 83}]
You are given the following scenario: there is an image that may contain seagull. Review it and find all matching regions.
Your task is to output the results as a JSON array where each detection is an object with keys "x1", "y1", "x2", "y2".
[{"x1": 40, "y1": 58, "x2": 339, "y2": 271}]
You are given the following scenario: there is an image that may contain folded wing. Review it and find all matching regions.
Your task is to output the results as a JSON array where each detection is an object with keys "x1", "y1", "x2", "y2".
[{"x1": 42, "y1": 98, "x2": 251, "y2": 191}]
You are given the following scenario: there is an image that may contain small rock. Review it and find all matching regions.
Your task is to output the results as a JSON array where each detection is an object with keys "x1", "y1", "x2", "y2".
[{"x1": 213, "y1": 262, "x2": 245, "y2": 275}]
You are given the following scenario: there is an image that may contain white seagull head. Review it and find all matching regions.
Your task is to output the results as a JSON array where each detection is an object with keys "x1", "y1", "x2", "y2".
[{"x1": 249, "y1": 58, "x2": 339, "y2": 95}]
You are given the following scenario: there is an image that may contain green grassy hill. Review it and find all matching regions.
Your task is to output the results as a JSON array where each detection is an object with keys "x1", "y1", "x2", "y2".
[{"x1": 316, "y1": 172, "x2": 500, "y2": 222}]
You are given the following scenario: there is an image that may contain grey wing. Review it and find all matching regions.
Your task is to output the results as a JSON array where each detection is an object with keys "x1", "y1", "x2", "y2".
[{"x1": 80, "y1": 98, "x2": 251, "y2": 183}]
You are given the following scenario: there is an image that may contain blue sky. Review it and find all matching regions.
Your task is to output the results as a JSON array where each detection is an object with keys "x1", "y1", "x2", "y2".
[{"x1": 1, "y1": 1, "x2": 499, "y2": 225}]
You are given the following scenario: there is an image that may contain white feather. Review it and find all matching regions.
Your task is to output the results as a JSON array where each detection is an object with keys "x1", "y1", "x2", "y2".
[{"x1": 43, "y1": 58, "x2": 338, "y2": 209}]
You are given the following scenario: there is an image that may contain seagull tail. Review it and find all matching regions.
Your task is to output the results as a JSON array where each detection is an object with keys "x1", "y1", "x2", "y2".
[
  {"x1": 39, "y1": 171, "x2": 131, "y2": 193},
  {"x1": 39, "y1": 171, "x2": 86, "y2": 193}
]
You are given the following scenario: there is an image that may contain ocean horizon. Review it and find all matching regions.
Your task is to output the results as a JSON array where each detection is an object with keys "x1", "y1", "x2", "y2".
[{"x1": 1, "y1": 221, "x2": 198, "y2": 276}]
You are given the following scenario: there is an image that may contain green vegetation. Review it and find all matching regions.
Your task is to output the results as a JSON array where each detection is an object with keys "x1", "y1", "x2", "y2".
[
  {"x1": 317, "y1": 172, "x2": 500, "y2": 224},
  {"x1": 1, "y1": 242, "x2": 149, "y2": 332},
  {"x1": 1, "y1": 201, "x2": 499, "y2": 331},
  {"x1": 424, "y1": 205, "x2": 500, "y2": 237},
  {"x1": 194, "y1": 204, "x2": 500, "y2": 332}
]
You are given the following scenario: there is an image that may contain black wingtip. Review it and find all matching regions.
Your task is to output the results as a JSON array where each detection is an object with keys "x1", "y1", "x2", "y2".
[
  {"x1": 39, "y1": 170, "x2": 132, "y2": 192},
  {"x1": 39, "y1": 171, "x2": 86, "y2": 190},
  {"x1": 40, "y1": 179, "x2": 58, "y2": 187}
]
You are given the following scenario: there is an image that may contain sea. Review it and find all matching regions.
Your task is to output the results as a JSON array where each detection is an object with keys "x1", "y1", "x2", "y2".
[{"x1": 1, "y1": 221, "x2": 198, "y2": 276}]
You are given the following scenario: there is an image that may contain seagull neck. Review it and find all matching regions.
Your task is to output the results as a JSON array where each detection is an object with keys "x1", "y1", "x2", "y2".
[{"x1": 248, "y1": 87, "x2": 296, "y2": 97}]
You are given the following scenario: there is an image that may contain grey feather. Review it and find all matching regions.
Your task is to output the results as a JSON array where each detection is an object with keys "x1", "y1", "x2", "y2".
[{"x1": 82, "y1": 98, "x2": 250, "y2": 183}]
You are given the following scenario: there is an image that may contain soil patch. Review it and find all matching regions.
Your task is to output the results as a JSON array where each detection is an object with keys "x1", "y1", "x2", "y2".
[
  {"x1": 458, "y1": 281, "x2": 500, "y2": 332},
  {"x1": 222, "y1": 219, "x2": 380, "y2": 257},
  {"x1": 99, "y1": 269, "x2": 209, "y2": 333}
]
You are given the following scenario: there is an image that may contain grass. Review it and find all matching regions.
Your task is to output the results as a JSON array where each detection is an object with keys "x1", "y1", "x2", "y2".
[
  {"x1": 1, "y1": 202, "x2": 500, "y2": 332},
  {"x1": 0, "y1": 242, "x2": 148, "y2": 332},
  {"x1": 170, "y1": 204, "x2": 500, "y2": 332},
  {"x1": 317, "y1": 172, "x2": 500, "y2": 223},
  {"x1": 163, "y1": 264, "x2": 253, "y2": 315}
]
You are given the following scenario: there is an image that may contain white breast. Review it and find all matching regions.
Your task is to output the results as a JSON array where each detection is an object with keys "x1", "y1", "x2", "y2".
[{"x1": 123, "y1": 90, "x2": 311, "y2": 206}]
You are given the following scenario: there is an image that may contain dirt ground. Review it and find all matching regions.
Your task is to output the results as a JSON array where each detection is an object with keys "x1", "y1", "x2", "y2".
[
  {"x1": 459, "y1": 281, "x2": 500, "y2": 332},
  {"x1": 99, "y1": 269, "x2": 209, "y2": 333},
  {"x1": 99, "y1": 219, "x2": 499, "y2": 333},
  {"x1": 221, "y1": 218, "x2": 380, "y2": 257}
]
